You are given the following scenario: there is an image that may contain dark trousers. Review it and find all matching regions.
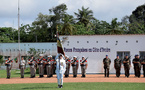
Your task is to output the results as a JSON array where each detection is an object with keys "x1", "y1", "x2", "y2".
[
  {"x1": 104, "y1": 66, "x2": 109, "y2": 77},
  {"x1": 134, "y1": 65, "x2": 141, "y2": 77},
  {"x1": 115, "y1": 67, "x2": 121, "y2": 77},
  {"x1": 143, "y1": 65, "x2": 145, "y2": 77},
  {"x1": 124, "y1": 65, "x2": 130, "y2": 77}
]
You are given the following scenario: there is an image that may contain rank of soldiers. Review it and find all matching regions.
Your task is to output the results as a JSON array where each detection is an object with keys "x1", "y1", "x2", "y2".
[{"x1": 4, "y1": 54, "x2": 145, "y2": 79}]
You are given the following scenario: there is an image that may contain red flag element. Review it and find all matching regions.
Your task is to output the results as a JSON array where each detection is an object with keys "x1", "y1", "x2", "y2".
[{"x1": 57, "y1": 37, "x2": 65, "y2": 56}]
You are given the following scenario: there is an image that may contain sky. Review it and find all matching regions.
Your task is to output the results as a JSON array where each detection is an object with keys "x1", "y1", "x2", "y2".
[{"x1": 0, "y1": 0, "x2": 144, "y2": 29}]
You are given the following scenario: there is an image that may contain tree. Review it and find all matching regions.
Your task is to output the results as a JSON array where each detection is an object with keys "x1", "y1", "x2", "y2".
[
  {"x1": 128, "y1": 4, "x2": 145, "y2": 34},
  {"x1": 59, "y1": 14, "x2": 76, "y2": 35},
  {"x1": 74, "y1": 6, "x2": 94, "y2": 27},
  {"x1": 105, "y1": 18, "x2": 124, "y2": 35}
]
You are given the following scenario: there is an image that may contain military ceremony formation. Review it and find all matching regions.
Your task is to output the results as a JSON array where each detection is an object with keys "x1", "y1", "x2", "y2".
[{"x1": 4, "y1": 54, "x2": 145, "y2": 79}]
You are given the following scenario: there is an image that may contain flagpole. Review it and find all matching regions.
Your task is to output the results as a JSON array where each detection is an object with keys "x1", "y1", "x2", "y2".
[{"x1": 18, "y1": 0, "x2": 21, "y2": 64}]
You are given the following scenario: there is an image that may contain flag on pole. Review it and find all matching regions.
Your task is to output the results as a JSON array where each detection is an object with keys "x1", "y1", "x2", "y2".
[
  {"x1": 57, "y1": 37, "x2": 65, "y2": 56},
  {"x1": 57, "y1": 26, "x2": 65, "y2": 56}
]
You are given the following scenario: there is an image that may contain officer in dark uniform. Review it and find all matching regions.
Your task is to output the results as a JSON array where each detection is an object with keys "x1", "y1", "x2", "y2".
[
  {"x1": 80, "y1": 56, "x2": 88, "y2": 77},
  {"x1": 123, "y1": 55, "x2": 131, "y2": 77},
  {"x1": 71, "y1": 56, "x2": 79, "y2": 77},
  {"x1": 64, "y1": 55, "x2": 71, "y2": 78},
  {"x1": 37, "y1": 54, "x2": 44, "y2": 78},
  {"x1": 5, "y1": 56, "x2": 13, "y2": 79},
  {"x1": 132, "y1": 55, "x2": 141, "y2": 77},
  {"x1": 114, "y1": 55, "x2": 122, "y2": 77},
  {"x1": 103, "y1": 55, "x2": 111, "y2": 77},
  {"x1": 141, "y1": 56, "x2": 145, "y2": 77},
  {"x1": 28, "y1": 55, "x2": 37, "y2": 78}
]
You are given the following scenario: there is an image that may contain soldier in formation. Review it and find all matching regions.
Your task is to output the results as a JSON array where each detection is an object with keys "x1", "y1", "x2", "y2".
[
  {"x1": 103, "y1": 55, "x2": 111, "y2": 77},
  {"x1": 19, "y1": 56, "x2": 26, "y2": 78},
  {"x1": 37, "y1": 54, "x2": 45, "y2": 78},
  {"x1": 114, "y1": 55, "x2": 122, "y2": 77},
  {"x1": 64, "y1": 55, "x2": 71, "y2": 78},
  {"x1": 123, "y1": 55, "x2": 131, "y2": 77},
  {"x1": 80, "y1": 56, "x2": 88, "y2": 77},
  {"x1": 132, "y1": 55, "x2": 141, "y2": 77},
  {"x1": 5, "y1": 56, "x2": 13, "y2": 79},
  {"x1": 28, "y1": 55, "x2": 37, "y2": 78},
  {"x1": 45, "y1": 55, "x2": 53, "y2": 77},
  {"x1": 141, "y1": 56, "x2": 145, "y2": 77},
  {"x1": 71, "y1": 56, "x2": 79, "y2": 77}
]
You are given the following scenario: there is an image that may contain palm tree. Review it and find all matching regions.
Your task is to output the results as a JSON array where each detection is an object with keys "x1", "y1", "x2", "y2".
[
  {"x1": 105, "y1": 18, "x2": 124, "y2": 35},
  {"x1": 74, "y1": 6, "x2": 94, "y2": 27},
  {"x1": 60, "y1": 14, "x2": 76, "y2": 35}
]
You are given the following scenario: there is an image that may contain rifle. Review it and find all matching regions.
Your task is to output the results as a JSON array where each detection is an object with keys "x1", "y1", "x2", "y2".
[
  {"x1": 82, "y1": 57, "x2": 88, "y2": 63},
  {"x1": 7, "y1": 59, "x2": 13, "y2": 63}
]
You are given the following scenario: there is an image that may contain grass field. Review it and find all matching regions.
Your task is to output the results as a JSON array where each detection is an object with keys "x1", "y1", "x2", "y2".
[
  {"x1": 0, "y1": 82, "x2": 145, "y2": 90},
  {"x1": 0, "y1": 68, "x2": 39, "y2": 78}
]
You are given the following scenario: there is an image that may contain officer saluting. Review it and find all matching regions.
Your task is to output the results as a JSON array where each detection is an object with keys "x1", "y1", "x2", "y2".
[
  {"x1": 132, "y1": 55, "x2": 141, "y2": 78},
  {"x1": 80, "y1": 56, "x2": 88, "y2": 77},
  {"x1": 114, "y1": 55, "x2": 122, "y2": 77},
  {"x1": 64, "y1": 55, "x2": 71, "y2": 78},
  {"x1": 45, "y1": 55, "x2": 53, "y2": 77},
  {"x1": 5, "y1": 56, "x2": 13, "y2": 79},
  {"x1": 71, "y1": 56, "x2": 79, "y2": 77},
  {"x1": 103, "y1": 55, "x2": 111, "y2": 77},
  {"x1": 37, "y1": 54, "x2": 45, "y2": 78},
  {"x1": 141, "y1": 56, "x2": 145, "y2": 77},
  {"x1": 123, "y1": 55, "x2": 131, "y2": 77},
  {"x1": 28, "y1": 55, "x2": 37, "y2": 78},
  {"x1": 19, "y1": 56, "x2": 26, "y2": 78},
  {"x1": 55, "y1": 54, "x2": 66, "y2": 88}
]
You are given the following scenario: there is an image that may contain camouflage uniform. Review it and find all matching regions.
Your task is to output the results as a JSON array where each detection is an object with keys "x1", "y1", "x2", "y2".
[
  {"x1": 103, "y1": 58, "x2": 111, "y2": 77},
  {"x1": 5, "y1": 59, "x2": 13, "y2": 79},
  {"x1": 114, "y1": 58, "x2": 122, "y2": 77},
  {"x1": 123, "y1": 57, "x2": 131, "y2": 77},
  {"x1": 71, "y1": 57, "x2": 79, "y2": 77},
  {"x1": 133, "y1": 58, "x2": 141, "y2": 77},
  {"x1": 80, "y1": 59, "x2": 88, "y2": 77},
  {"x1": 64, "y1": 58, "x2": 71, "y2": 77},
  {"x1": 141, "y1": 58, "x2": 145, "y2": 77}
]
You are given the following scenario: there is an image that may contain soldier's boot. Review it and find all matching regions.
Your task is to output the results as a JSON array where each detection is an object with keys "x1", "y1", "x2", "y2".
[
  {"x1": 73, "y1": 75, "x2": 76, "y2": 77},
  {"x1": 104, "y1": 69, "x2": 106, "y2": 77},
  {"x1": 21, "y1": 75, "x2": 24, "y2": 78},
  {"x1": 6, "y1": 76, "x2": 10, "y2": 79},
  {"x1": 65, "y1": 75, "x2": 68, "y2": 77}
]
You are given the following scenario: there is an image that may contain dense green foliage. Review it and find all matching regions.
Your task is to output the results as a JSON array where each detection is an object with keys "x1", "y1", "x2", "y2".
[
  {"x1": 0, "y1": 82, "x2": 145, "y2": 90},
  {"x1": 0, "y1": 4, "x2": 145, "y2": 42}
]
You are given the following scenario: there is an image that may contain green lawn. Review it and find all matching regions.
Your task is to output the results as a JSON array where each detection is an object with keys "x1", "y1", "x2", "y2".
[
  {"x1": 0, "y1": 68, "x2": 39, "y2": 78},
  {"x1": 0, "y1": 82, "x2": 145, "y2": 90}
]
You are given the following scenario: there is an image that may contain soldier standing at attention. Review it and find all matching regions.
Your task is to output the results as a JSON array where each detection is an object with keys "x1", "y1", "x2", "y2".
[
  {"x1": 103, "y1": 55, "x2": 111, "y2": 77},
  {"x1": 64, "y1": 55, "x2": 71, "y2": 78},
  {"x1": 132, "y1": 55, "x2": 141, "y2": 78},
  {"x1": 114, "y1": 55, "x2": 122, "y2": 77},
  {"x1": 80, "y1": 56, "x2": 88, "y2": 77},
  {"x1": 50, "y1": 56, "x2": 55, "y2": 77},
  {"x1": 141, "y1": 56, "x2": 145, "y2": 77},
  {"x1": 123, "y1": 55, "x2": 131, "y2": 78},
  {"x1": 45, "y1": 55, "x2": 53, "y2": 77},
  {"x1": 19, "y1": 56, "x2": 26, "y2": 78},
  {"x1": 5, "y1": 56, "x2": 13, "y2": 79},
  {"x1": 28, "y1": 55, "x2": 37, "y2": 78},
  {"x1": 37, "y1": 54, "x2": 45, "y2": 78},
  {"x1": 71, "y1": 56, "x2": 79, "y2": 77}
]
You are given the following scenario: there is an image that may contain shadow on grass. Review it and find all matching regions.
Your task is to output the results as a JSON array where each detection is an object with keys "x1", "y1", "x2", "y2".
[{"x1": 22, "y1": 86, "x2": 56, "y2": 89}]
